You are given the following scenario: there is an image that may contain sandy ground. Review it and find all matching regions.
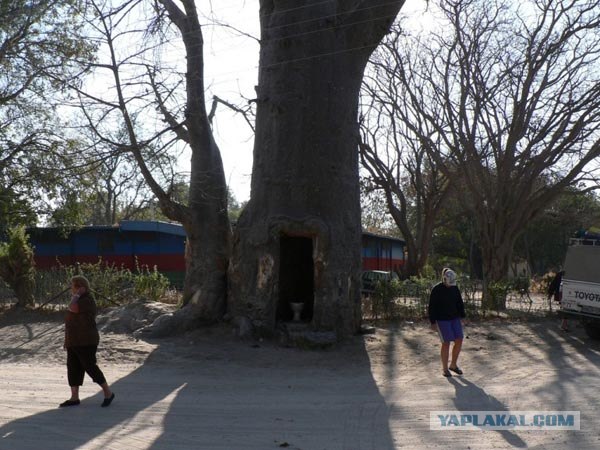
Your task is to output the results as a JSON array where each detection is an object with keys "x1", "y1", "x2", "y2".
[{"x1": 1, "y1": 305, "x2": 600, "y2": 450}]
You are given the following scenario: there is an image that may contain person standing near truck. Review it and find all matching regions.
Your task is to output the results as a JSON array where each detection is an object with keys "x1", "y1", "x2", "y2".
[
  {"x1": 428, "y1": 268, "x2": 466, "y2": 378},
  {"x1": 548, "y1": 270, "x2": 569, "y2": 331}
]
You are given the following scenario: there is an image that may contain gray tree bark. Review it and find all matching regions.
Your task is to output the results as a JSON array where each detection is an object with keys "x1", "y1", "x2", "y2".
[
  {"x1": 93, "y1": 0, "x2": 230, "y2": 329},
  {"x1": 229, "y1": 0, "x2": 405, "y2": 338},
  {"x1": 155, "y1": 0, "x2": 230, "y2": 321}
]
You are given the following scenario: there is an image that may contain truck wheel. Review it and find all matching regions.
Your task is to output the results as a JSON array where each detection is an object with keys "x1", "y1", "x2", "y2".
[{"x1": 583, "y1": 323, "x2": 600, "y2": 340}]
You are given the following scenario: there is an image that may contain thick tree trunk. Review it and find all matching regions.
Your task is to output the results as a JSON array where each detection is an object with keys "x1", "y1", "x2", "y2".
[
  {"x1": 386, "y1": 196, "x2": 422, "y2": 278},
  {"x1": 136, "y1": 0, "x2": 230, "y2": 336},
  {"x1": 479, "y1": 229, "x2": 517, "y2": 310},
  {"x1": 229, "y1": 1, "x2": 404, "y2": 339},
  {"x1": 163, "y1": 0, "x2": 231, "y2": 319},
  {"x1": 182, "y1": 137, "x2": 230, "y2": 320},
  {"x1": 14, "y1": 280, "x2": 34, "y2": 308},
  {"x1": 402, "y1": 217, "x2": 435, "y2": 279},
  {"x1": 402, "y1": 239, "x2": 419, "y2": 279}
]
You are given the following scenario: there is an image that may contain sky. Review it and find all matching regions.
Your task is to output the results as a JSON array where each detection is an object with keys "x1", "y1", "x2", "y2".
[
  {"x1": 193, "y1": 0, "x2": 434, "y2": 203},
  {"x1": 200, "y1": 1, "x2": 260, "y2": 203}
]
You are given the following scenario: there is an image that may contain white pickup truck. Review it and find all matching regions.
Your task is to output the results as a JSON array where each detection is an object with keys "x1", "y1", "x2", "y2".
[{"x1": 559, "y1": 241, "x2": 600, "y2": 339}]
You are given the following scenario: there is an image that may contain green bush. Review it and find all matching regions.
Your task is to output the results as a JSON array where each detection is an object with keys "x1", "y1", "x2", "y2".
[
  {"x1": 34, "y1": 268, "x2": 72, "y2": 306},
  {"x1": 58, "y1": 259, "x2": 171, "y2": 306},
  {"x1": 484, "y1": 280, "x2": 511, "y2": 311},
  {"x1": 61, "y1": 260, "x2": 134, "y2": 307},
  {"x1": 420, "y1": 264, "x2": 437, "y2": 280},
  {"x1": 363, "y1": 274, "x2": 487, "y2": 322},
  {"x1": 0, "y1": 226, "x2": 36, "y2": 306},
  {"x1": 364, "y1": 277, "x2": 435, "y2": 321},
  {"x1": 133, "y1": 264, "x2": 170, "y2": 302},
  {"x1": 370, "y1": 278, "x2": 402, "y2": 319},
  {"x1": 362, "y1": 272, "x2": 545, "y2": 322},
  {"x1": 459, "y1": 278, "x2": 483, "y2": 318}
]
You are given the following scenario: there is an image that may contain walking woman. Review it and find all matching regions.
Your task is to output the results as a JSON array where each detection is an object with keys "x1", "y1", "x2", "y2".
[
  {"x1": 428, "y1": 268, "x2": 466, "y2": 378},
  {"x1": 60, "y1": 275, "x2": 115, "y2": 407}
]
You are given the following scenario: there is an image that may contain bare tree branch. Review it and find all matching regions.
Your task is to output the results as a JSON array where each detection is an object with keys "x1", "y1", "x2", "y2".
[
  {"x1": 384, "y1": 0, "x2": 600, "y2": 289},
  {"x1": 208, "y1": 95, "x2": 255, "y2": 132}
]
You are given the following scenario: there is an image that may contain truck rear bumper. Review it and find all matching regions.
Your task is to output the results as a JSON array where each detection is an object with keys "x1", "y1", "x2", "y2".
[{"x1": 559, "y1": 309, "x2": 600, "y2": 322}]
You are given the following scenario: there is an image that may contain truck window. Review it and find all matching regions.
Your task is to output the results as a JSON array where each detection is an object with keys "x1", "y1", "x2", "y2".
[{"x1": 564, "y1": 245, "x2": 600, "y2": 283}]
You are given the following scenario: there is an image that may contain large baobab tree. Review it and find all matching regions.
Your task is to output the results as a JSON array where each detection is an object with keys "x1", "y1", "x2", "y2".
[
  {"x1": 228, "y1": 1, "x2": 406, "y2": 338},
  {"x1": 74, "y1": 1, "x2": 405, "y2": 337},
  {"x1": 383, "y1": 0, "x2": 600, "y2": 305}
]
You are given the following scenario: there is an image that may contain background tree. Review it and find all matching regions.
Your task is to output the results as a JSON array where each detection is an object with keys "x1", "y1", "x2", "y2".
[
  {"x1": 68, "y1": 0, "x2": 230, "y2": 325},
  {"x1": 359, "y1": 30, "x2": 453, "y2": 277},
  {"x1": 0, "y1": 226, "x2": 36, "y2": 307},
  {"x1": 0, "y1": 1, "x2": 94, "y2": 229},
  {"x1": 84, "y1": 143, "x2": 156, "y2": 225},
  {"x1": 0, "y1": 188, "x2": 37, "y2": 235},
  {"x1": 429, "y1": 191, "x2": 483, "y2": 278},
  {"x1": 227, "y1": 189, "x2": 247, "y2": 223},
  {"x1": 515, "y1": 188, "x2": 600, "y2": 274},
  {"x1": 125, "y1": 181, "x2": 191, "y2": 223},
  {"x1": 386, "y1": 0, "x2": 600, "y2": 305},
  {"x1": 360, "y1": 179, "x2": 396, "y2": 234}
]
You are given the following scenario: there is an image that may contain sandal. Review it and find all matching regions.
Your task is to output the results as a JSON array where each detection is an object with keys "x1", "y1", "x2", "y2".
[
  {"x1": 59, "y1": 399, "x2": 80, "y2": 407},
  {"x1": 101, "y1": 393, "x2": 115, "y2": 407},
  {"x1": 449, "y1": 366, "x2": 463, "y2": 375},
  {"x1": 443, "y1": 369, "x2": 452, "y2": 377}
]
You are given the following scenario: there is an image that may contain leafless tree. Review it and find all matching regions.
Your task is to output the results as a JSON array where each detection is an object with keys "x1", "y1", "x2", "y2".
[
  {"x1": 384, "y1": 0, "x2": 600, "y2": 305},
  {"x1": 85, "y1": 142, "x2": 159, "y2": 225},
  {"x1": 68, "y1": 0, "x2": 230, "y2": 325},
  {"x1": 360, "y1": 28, "x2": 453, "y2": 277}
]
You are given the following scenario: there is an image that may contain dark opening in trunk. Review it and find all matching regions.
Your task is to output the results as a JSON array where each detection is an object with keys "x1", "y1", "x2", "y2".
[{"x1": 277, "y1": 235, "x2": 314, "y2": 322}]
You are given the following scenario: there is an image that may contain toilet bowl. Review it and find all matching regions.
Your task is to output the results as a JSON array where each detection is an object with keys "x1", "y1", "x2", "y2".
[{"x1": 290, "y1": 302, "x2": 304, "y2": 322}]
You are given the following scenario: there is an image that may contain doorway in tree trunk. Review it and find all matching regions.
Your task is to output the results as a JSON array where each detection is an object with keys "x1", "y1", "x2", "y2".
[{"x1": 277, "y1": 235, "x2": 314, "y2": 323}]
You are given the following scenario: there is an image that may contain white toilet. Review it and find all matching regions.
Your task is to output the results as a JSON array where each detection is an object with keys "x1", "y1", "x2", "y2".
[{"x1": 290, "y1": 302, "x2": 304, "y2": 322}]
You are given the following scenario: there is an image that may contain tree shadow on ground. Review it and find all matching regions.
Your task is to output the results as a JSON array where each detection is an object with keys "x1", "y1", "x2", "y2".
[
  {"x1": 526, "y1": 321, "x2": 600, "y2": 446},
  {"x1": 145, "y1": 333, "x2": 398, "y2": 450},
  {"x1": 0, "y1": 328, "x2": 396, "y2": 450}
]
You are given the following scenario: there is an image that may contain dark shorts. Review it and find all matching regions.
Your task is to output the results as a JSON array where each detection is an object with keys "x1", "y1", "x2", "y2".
[{"x1": 436, "y1": 318, "x2": 464, "y2": 343}]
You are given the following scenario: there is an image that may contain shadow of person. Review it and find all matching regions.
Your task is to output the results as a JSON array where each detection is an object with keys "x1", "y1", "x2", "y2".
[
  {"x1": 0, "y1": 336, "x2": 397, "y2": 450},
  {"x1": 0, "y1": 349, "x2": 190, "y2": 450},
  {"x1": 448, "y1": 377, "x2": 527, "y2": 448}
]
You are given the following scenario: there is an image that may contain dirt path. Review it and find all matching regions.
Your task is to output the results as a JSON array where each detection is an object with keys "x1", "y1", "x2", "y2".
[{"x1": 1, "y1": 308, "x2": 599, "y2": 449}]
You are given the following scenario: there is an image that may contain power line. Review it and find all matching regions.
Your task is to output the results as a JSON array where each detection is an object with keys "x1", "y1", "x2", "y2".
[
  {"x1": 205, "y1": 0, "x2": 401, "y2": 26},
  {"x1": 200, "y1": 7, "x2": 403, "y2": 49},
  {"x1": 90, "y1": 0, "x2": 410, "y2": 60},
  {"x1": 161, "y1": 1, "x2": 405, "y2": 43},
  {"x1": 263, "y1": 0, "x2": 402, "y2": 32},
  {"x1": 202, "y1": 0, "x2": 340, "y2": 21},
  {"x1": 83, "y1": 1, "x2": 414, "y2": 94},
  {"x1": 261, "y1": 10, "x2": 402, "y2": 44}
]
